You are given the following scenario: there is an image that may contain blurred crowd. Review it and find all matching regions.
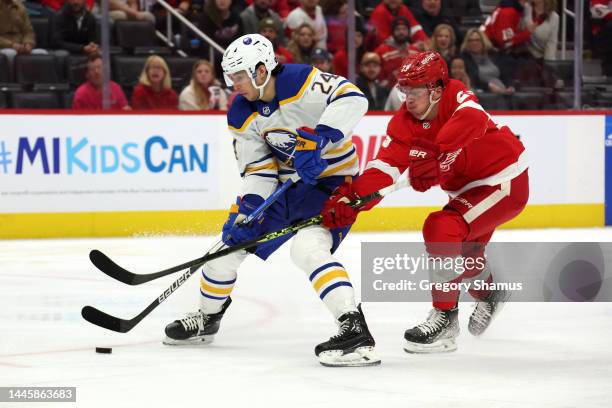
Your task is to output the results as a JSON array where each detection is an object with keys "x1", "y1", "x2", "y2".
[{"x1": 0, "y1": 0, "x2": 611, "y2": 111}]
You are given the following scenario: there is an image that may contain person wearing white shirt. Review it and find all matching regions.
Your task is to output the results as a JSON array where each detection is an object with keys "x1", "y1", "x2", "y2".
[{"x1": 285, "y1": 0, "x2": 328, "y2": 49}]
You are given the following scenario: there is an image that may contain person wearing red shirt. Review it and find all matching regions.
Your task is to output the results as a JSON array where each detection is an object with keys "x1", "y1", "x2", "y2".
[
  {"x1": 332, "y1": 17, "x2": 367, "y2": 78},
  {"x1": 369, "y1": 0, "x2": 428, "y2": 48},
  {"x1": 590, "y1": 0, "x2": 612, "y2": 76},
  {"x1": 484, "y1": 0, "x2": 532, "y2": 51},
  {"x1": 322, "y1": 52, "x2": 529, "y2": 354},
  {"x1": 132, "y1": 55, "x2": 178, "y2": 110},
  {"x1": 72, "y1": 54, "x2": 130, "y2": 110},
  {"x1": 375, "y1": 16, "x2": 419, "y2": 87}
]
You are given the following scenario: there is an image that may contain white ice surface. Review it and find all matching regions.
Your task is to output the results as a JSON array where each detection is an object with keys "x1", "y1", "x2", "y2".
[{"x1": 1, "y1": 228, "x2": 612, "y2": 408}]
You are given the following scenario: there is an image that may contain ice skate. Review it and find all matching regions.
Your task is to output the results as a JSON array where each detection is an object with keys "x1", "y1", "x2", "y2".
[
  {"x1": 468, "y1": 288, "x2": 510, "y2": 336},
  {"x1": 315, "y1": 305, "x2": 381, "y2": 367},
  {"x1": 163, "y1": 298, "x2": 232, "y2": 345},
  {"x1": 404, "y1": 307, "x2": 459, "y2": 354}
]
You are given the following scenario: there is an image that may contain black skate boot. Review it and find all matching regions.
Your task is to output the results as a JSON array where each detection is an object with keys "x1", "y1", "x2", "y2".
[
  {"x1": 404, "y1": 307, "x2": 459, "y2": 354},
  {"x1": 468, "y1": 288, "x2": 510, "y2": 336},
  {"x1": 315, "y1": 304, "x2": 381, "y2": 367},
  {"x1": 163, "y1": 298, "x2": 232, "y2": 345}
]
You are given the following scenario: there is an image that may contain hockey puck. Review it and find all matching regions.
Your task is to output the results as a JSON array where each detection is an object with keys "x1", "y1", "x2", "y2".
[{"x1": 95, "y1": 347, "x2": 112, "y2": 354}]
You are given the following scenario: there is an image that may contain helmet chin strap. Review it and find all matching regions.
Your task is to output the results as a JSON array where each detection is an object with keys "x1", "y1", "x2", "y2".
[
  {"x1": 417, "y1": 90, "x2": 441, "y2": 120},
  {"x1": 252, "y1": 69, "x2": 272, "y2": 100}
]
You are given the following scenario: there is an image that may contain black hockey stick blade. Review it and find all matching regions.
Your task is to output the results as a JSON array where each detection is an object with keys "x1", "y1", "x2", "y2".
[
  {"x1": 81, "y1": 305, "x2": 135, "y2": 333},
  {"x1": 89, "y1": 249, "x2": 205, "y2": 285},
  {"x1": 82, "y1": 266, "x2": 199, "y2": 333}
]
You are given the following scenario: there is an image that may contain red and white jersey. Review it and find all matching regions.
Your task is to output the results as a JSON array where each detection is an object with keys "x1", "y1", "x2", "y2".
[
  {"x1": 353, "y1": 79, "x2": 527, "y2": 202},
  {"x1": 484, "y1": 4, "x2": 531, "y2": 49}
]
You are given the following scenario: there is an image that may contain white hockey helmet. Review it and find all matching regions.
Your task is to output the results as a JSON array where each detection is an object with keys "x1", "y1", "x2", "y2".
[{"x1": 221, "y1": 34, "x2": 278, "y2": 99}]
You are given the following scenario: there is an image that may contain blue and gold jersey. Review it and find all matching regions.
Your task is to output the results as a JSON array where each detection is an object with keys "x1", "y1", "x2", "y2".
[{"x1": 227, "y1": 64, "x2": 368, "y2": 198}]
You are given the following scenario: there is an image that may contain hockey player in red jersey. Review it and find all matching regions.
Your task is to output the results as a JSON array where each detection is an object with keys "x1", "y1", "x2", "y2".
[{"x1": 322, "y1": 51, "x2": 529, "y2": 353}]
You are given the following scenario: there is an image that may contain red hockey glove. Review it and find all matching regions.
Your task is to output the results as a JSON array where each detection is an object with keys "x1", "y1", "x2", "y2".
[
  {"x1": 321, "y1": 182, "x2": 360, "y2": 229},
  {"x1": 409, "y1": 138, "x2": 441, "y2": 192}
]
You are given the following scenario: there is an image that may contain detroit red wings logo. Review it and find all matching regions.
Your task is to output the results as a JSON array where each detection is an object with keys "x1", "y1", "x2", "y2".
[{"x1": 440, "y1": 148, "x2": 462, "y2": 172}]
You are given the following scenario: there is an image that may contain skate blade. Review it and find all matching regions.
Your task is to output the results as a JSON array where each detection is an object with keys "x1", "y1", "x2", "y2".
[
  {"x1": 162, "y1": 335, "x2": 215, "y2": 346},
  {"x1": 469, "y1": 298, "x2": 509, "y2": 336},
  {"x1": 318, "y1": 346, "x2": 381, "y2": 367},
  {"x1": 403, "y1": 338, "x2": 457, "y2": 354},
  {"x1": 468, "y1": 322, "x2": 489, "y2": 336}
]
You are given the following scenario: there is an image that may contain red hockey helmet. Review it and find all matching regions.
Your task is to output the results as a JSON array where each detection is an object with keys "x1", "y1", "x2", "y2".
[{"x1": 396, "y1": 51, "x2": 449, "y2": 91}]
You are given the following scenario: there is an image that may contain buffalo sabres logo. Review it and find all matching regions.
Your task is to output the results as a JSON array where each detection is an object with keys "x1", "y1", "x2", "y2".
[
  {"x1": 243, "y1": 37, "x2": 252, "y2": 45},
  {"x1": 263, "y1": 129, "x2": 298, "y2": 164}
]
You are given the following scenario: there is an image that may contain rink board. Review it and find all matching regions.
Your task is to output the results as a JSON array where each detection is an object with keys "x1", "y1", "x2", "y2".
[{"x1": 0, "y1": 110, "x2": 609, "y2": 238}]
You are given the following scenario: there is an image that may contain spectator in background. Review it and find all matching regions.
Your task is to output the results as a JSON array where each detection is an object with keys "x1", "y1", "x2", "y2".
[
  {"x1": 273, "y1": 0, "x2": 291, "y2": 18},
  {"x1": 311, "y1": 47, "x2": 332, "y2": 72},
  {"x1": 484, "y1": 0, "x2": 532, "y2": 52},
  {"x1": 241, "y1": 0, "x2": 285, "y2": 45},
  {"x1": 591, "y1": 0, "x2": 612, "y2": 76},
  {"x1": 411, "y1": 0, "x2": 461, "y2": 42},
  {"x1": 200, "y1": 0, "x2": 243, "y2": 49},
  {"x1": 332, "y1": 17, "x2": 367, "y2": 78},
  {"x1": 0, "y1": 0, "x2": 48, "y2": 70},
  {"x1": 375, "y1": 16, "x2": 419, "y2": 87},
  {"x1": 322, "y1": 0, "x2": 346, "y2": 54},
  {"x1": 449, "y1": 56, "x2": 473, "y2": 90},
  {"x1": 179, "y1": 59, "x2": 228, "y2": 110},
  {"x1": 356, "y1": 52, "x2": 389, "y2": 110},
  {"x1": 285, "y1": 0, "x2": 327, "y2": 49},
  {"x1": 429, "y1": 23, "x2": 457, "y2": 65},
  {"x1": 287, "y1": 22, "x2": 316, "y2": 64},
  {"x1": 523, "y1": 0, "x2": 559, "y2": 60},
  {"x1": 132, "y1": 55, "x2": 178, "y2": 109},
  {"x1": 200, "y1": 0, "x2": 243, "y2": 73},
  {"x1": 100, "y1": 0, "x2": 156, "y2": 22},
  {"x1": 368, "y1": 0, "x2": 428, "y2": 48},
  {"x1": 245, "y1": 0, "x2": 291, "y2": 18},
  {"x1": 73, "y1": 53, "x2": 130, "y2": 109},
  {"x1": 150, "y1": 0, "x2": 191, "y2": 34},
  {"x1": 460, "y1": 28, "x2": 514, "y2": 94},
  {"x1": 258, "y1": 17, "x2": 293, "y2": 63},
  {"x1": 52, "y1": 0, "x2": 99, "y2": 55}
]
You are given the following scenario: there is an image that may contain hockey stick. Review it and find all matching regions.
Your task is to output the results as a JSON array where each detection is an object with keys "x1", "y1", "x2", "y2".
[
  {"x1": 89, "y1": 177, "x2": 298, "y2": 285},
  {"x1": 81, "y1": 178, "x2": 408, "y2": 333}
]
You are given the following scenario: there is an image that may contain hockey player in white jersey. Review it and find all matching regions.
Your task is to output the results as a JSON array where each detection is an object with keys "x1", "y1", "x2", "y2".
[{"x1": 164, "y1": 34, "x2": 380, "y2": 367}]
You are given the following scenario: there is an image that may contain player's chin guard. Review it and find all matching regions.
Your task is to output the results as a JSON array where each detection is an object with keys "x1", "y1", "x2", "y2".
[
  {"x1": 397, "y1": 51, "x2": 449, "y2": 120},
  {"x1": 164, "y1": 298, "x2": 232, "y2": 345},
  {"x1": 315, "y1": 304, "x2": 381, "y2": 367},
  {"x1": 221, "y1": 34, "x2": 278, "y2": 100},
  {"x1": 403, "y1": 307, "x2": 459, "y2": 354},
  {"x1": 468, "y1": 287, "x2": 511, "y2": 336}
]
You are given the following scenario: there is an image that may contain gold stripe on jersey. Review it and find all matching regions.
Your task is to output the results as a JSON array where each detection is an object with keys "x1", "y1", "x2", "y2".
[
  {"x1": 279, "y1": 67, "x2": 317, "y2": 106},
  {"x1": 228, "y1": 112, "x2": 258, "y2": 133},
  {"x1": 325, "y1": 139, "x2": 353, "y2": 156},
  {"x1": 245, "y1": 161, "x2": 279, "y2": 174},
  {"x1": 320, "y1": 155, "x2": 359, "y2": 178},
  {"x1": 334, "y1": 84, "x2": 363, "y2": 97}
]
